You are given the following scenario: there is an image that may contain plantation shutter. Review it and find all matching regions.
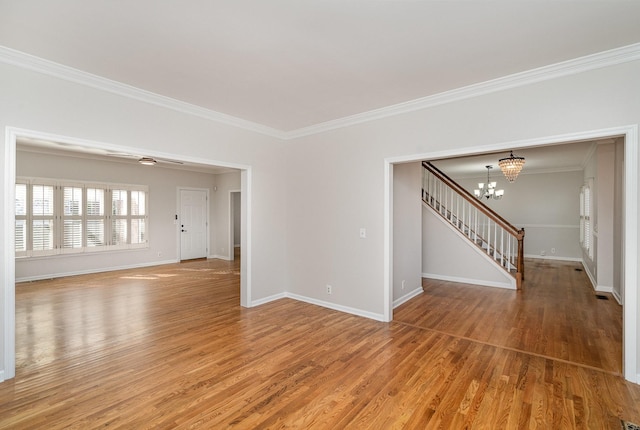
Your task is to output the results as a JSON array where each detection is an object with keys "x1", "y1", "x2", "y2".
[
  {"x1": 584, "y1": 186, "x2": 592, "y2": 258},
  {"x1": 62, "y1": 186, "x2": 83, "y2": 252},
  {"x1": 111, "y1": 189, "x2": 128, "y2": 246},
  {"x1": 130, "y1": 190, "x2": 147, "y2": 245},
  {"x1": 31, "y1": 182, "x2": 55, "y2": 255},
  {"x1": 86, "y1": 187, "x2": 106, "y2": 248},
  {"x1": 15, "y1": 183, "x2": 28, "y2": 255}
]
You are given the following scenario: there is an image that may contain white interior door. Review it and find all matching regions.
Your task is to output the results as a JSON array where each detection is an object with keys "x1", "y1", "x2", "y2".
[{"x1": 180, "y1": 189, "x2": 208, "y2": 260}]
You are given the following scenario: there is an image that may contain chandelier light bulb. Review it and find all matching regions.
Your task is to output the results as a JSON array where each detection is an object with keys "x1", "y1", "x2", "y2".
[
  {"x1": 498, "y1": 151, "x2": 525, "y2": 182},
  {"x1": 474, "y1": 165, "x2": 504, "y2": 200}
]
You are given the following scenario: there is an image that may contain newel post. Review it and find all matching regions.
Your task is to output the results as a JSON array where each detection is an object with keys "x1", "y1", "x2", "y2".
[{"x1": 517, "y1": 228, "x2": 525, "y2": 288}]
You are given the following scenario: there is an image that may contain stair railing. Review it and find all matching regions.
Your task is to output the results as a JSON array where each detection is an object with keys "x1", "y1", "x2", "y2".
[{"x1": 422, "y1": 161, "x2": 525, "y2": 289}]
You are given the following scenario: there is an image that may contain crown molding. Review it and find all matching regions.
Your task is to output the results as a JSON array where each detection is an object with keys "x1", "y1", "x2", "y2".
[
  {"x1": 284, "y1": 43, "x2": 640, "y2": 139},
  {"x1": 0, "y1": 46, "x2": 285, "y2": 139},
  {"x1": 2, "y1": 43, "x2": 640, "y2": 141},
  {"x1": 450, "y1": 165, "x2": 584, "y2": 181}
]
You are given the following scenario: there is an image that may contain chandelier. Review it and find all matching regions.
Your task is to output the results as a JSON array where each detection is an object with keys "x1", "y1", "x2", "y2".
[
  {"x1": 498, "y1": 150, "x2": 525, "y2": 183},
  {"x1": 474, "y1": 165, "x2": 504, "y2": 200}
]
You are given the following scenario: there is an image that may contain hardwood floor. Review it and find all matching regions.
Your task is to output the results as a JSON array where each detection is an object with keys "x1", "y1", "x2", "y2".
[
  {"x1": 395, "y1": 259, "x2": 623, "y2": 374},
  {"x1": 1, "y1": 257, "x2": 639, "y2": 428}
]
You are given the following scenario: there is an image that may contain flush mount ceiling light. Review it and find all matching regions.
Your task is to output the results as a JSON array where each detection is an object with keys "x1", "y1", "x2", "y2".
[
  {"x1": 498, "y1": 150, "x2": 525, "y2": 183},
  {"x1": 474, "y1": 165, "x2": 504, "y2": 200},
  {"x1": 138, "y1": 157, "x2": 157, "y2": 166}
]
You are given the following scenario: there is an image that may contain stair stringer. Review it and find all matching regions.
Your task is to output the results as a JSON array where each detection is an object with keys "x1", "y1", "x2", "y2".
[{"x1": 422, "y1": 203, "x2": 516, "y2": 290}]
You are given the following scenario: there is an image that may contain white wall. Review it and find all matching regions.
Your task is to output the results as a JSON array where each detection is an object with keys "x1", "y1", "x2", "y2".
[
  {"x1": 2, "y1": 54, "x2": 639, "y2": 382},
  {"x1": 15, "y1": 149, "x2": 222, "y2": 281},
  {"x1": 0, "y1": 61, "x2": 288, "y2": 378},
  {"x1": 582, "y1": 145, "x2": 597, "y2": 279},
  {"x1": 392, "y1": 162, "x2": 422, "y2": 306},
  {"x1": 211, "y1": 171, "x2": 241, "y2": 259},
  {"x1": 581, "y1": 142, "x2": 622, "y2": 293},
  {"x1": 454, "y1": 170, "x2": 584, "y2": 260},
  {"x1": 233, "y1": 192, "x2": 241, "y2": 247},
  {"x1": 422, "y1": 205, "x2": 515, "y2": 289},
  {"x1": 614, "y1": 139, "x2": 624, "y2": 301},
  {"x1": 284, "y1": 60, "x2": 640, "y2": 378},
  {"x1": 596, "y1": 143, "x2": 615, "y2": 291}
]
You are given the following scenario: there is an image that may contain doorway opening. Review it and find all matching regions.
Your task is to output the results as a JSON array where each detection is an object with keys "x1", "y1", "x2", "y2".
[
  {"x1": 2, "y1": 127, "x2": 253, "y2": 381},
  {"x1": 385, "y1": 126, "x2": 639, "y2": 383},
  {"x1": 229, "y1": 191, "x2": 241, "y2": 261}
]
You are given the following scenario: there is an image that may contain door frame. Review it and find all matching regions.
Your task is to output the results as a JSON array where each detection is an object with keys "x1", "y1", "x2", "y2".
[
  {"x1": 384, "y1": 124, "x2": 639, "y2": 383},
  {"x1": 2, "y1": 126, "x2": 253, "y2": 381},
  {"x1": 229, "y1": 190, "x2": 241, "y2": 261},
  {"x1": 177, "y1": 187, "x2": 210, "y2": 261}
]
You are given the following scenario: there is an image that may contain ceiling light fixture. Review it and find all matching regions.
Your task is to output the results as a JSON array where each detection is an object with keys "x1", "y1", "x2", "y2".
[
  {"x1": 474, "y1": 165, "x2": 504, "y2": 200},
  {"x1": 138, "y1": 157, "x2": 157, "y2": 166},
  {"x1": 498, "y1": 150, "x2": 525, "y2": 182}
]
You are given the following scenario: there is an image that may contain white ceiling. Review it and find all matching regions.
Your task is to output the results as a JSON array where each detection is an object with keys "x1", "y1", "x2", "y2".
[
  {"x1": 16, "y1": 137, "x2": 237, "y2": 174},
  {"x1": 1, "y1": 1, "x2": 640, "y2": 132},
  {"x1": 430, "y1": 139, "x2": 602, "y2": 179}
]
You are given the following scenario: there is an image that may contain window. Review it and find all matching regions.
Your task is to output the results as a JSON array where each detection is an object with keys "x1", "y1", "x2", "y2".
[
  {"x1": 15, "y1": 182, "x2": 27, "y2": 254},
  {"x1": 32, "y1": 182, "x2": 55, "y2": 255},
  {"x1": 130, "y1": 190, "x2": 147, "y2": 245},
  {"x1": 86, "y1": 187, "x2": 106, "y2": 248},
  {"x1": 579, "y1": 181, "x2": 593, "y2": 259},
  {"x1": 111, "y1": 189, "x2": 128, "y2": 247},
  {"x1": 16, "y1": 178, "x2": 148, "y2": 258},
  {"x1": 62, "y1": 185, "x2": 83, "y2": 252}
]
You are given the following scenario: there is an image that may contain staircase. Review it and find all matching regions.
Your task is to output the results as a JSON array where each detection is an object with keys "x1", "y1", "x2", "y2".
[{"x1": 422, "y1": 161, "x2": 525, "y2": 289}]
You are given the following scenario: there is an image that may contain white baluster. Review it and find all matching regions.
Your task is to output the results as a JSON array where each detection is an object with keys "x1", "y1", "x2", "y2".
[
  {"x1": 487, "y1": 219, "x2": 491, "y2": 257},
  {"x1": 500, "y1": 229, "x2": 504, "y2": 267},
  {"x1": 493, "y1": 223, "x2": 498, "y2": 261}
]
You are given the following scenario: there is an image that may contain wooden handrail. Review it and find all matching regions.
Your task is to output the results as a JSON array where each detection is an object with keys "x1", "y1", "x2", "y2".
[
  {"x1": 423, "y1": 161, "x2": 523, "y2": 239},
  {"x1": 423, "y1": 161, "x2": 525, "y2": 289}
]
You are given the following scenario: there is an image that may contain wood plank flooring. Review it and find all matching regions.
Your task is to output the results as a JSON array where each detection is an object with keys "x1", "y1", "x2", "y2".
[
  {"x1": 1, "y1": 257, "x2": 639, "y2": 428},
  {"x1": 395, "y1": 259, "x2": 623, "y2": 374}
]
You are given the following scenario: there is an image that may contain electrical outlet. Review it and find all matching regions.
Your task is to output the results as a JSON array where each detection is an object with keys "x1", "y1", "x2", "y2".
[
  {"x1": 359, "y1": 228, "x2": 366, "y2": 239},
  {"x1": 551, "y1": 248, "x2": 556, "y2": 254},
  {"x1": 157, "y1": 251, "x2": 162, "y2": 257},
  {"x1": 401, "y1": 280, "x2": 405, "y2": 290},
  {"x1": 326, "y1": 284, "x2": 332, "y2": 295},
  {"x1": 540, "y1": 250, "x2": 546, "y2": 256}
]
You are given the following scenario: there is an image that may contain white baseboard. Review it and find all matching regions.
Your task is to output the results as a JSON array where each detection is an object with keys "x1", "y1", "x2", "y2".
[
  {"x1": 15, "y1": 259, "x2": 179, "y2": 283},
  {"x1": 582, "y1": 262, "x2": 597, "y2": 290},
  {"x1": 524, "y1": 254, "x2": 582, "y2": 262},
  {"x1": 0, "y1": 370, "x2": 4, "y2": 383},
  {"x1": 393, "y1": 287, "x2": 423, "y2": 308},
  {"x1": 612, "y1": 289, "x2": 622, "y2": 305},
  {"x1": 285, "y1": 292, "x2": 386, "y2": 322},
  {"x1": 208, "y1": 254, "x2": 232, "y2": 261},
  {"x1": 248, "y1": 291, "x2": 386, "y2": 321},
  {"x1": 250, "y1": 292, "x2": 286, "y2": 307},
  {"x1": 579, "y1": 260, "x2": 619, "y2": 297},
  {"x1": 422, "y1": 273, "x2": 516, "y2": 290}
]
